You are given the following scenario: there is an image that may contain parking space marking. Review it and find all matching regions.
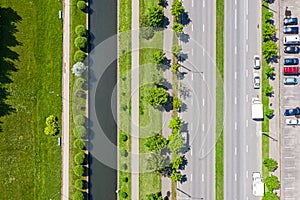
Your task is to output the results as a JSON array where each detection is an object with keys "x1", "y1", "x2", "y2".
[
  {"x1": 203, "y1": 49, "x2": 205, "y2": 56},
  {"x1": 285, "y1": 166, "x2": 296, "y2": 169},
  {"x1": 191, "y1": 149, "x2": 193, "y2": 156},
  {"x1": 284, "y1": 177, "x2": 295, "y2": 180},
  {"x1": 191, "y1": 98, "x2": 193, "y2": 106},
  {"x1": 284, "y1": 146, "x2": 294, "y2": 149},
  {"x1": 285, "y1": 156, "x2": 295, "y2": 159}
]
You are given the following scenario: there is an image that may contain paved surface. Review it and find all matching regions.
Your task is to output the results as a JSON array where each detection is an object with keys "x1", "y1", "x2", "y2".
[
  {"x1": 62, "y1": 0, "x2": 70, "y2": 199},
  {"x1": 279, "y1": 0, "x2": 300, "y2": 199},
  {"x1": 177, "y1": 0, "x2": 216, "y2": 199},
  {"x1": 131, "y1": 0, "x2": 139, "y2": 198},
  {"x1": 224, "y1": 0, "x2": 262, "y2": 199}
]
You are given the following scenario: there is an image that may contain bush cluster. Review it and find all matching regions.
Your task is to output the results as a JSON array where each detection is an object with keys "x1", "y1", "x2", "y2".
[{"x1": 44, "y1": 115, "x2": 59, "y2": 136}]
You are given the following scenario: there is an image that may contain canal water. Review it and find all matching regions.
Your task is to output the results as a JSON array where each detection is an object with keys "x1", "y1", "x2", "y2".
[{"x1": 88, "y1": 0, "x2": 118, "y2": 199}]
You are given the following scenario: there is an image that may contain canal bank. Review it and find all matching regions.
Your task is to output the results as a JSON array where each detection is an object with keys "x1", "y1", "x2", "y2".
[{"x1": 88, "y1": 0, "x2": 118, "y2": 199}]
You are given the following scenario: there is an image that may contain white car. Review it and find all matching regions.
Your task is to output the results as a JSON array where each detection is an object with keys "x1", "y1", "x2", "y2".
[
  {"x1": 254, "y1": 55, "x2": 260, "y2": 69},
  {"x1": 286, "y1": 118, "x2": 300, "y2": 125},
  {"x1": 253, "y1": 73, "x2": 260, "y2": 89},
  {"x1": 181, "y1": 132, "x2": 188, "y2": 148}
]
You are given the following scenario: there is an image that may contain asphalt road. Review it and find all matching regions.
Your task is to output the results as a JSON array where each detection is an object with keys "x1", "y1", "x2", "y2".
[
  {"x1": 224, "y1": 0, "x2": 262, "y2": 199},
  {"x1": 177, "y1": 0, "x2": 216, "y2": 199}
]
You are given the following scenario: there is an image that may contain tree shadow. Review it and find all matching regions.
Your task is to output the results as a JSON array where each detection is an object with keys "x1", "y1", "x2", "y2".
[
  {"x1": 163, "y1": 16, "x2": 170, "y2": 29},
  {"x1": 159, "y1": 0, "x2": 168, "y2": 8},
  {"x1": 0, "y1": 6, "x2": 22, "y2": 130},
  {"x1": 179, "y1": 32, "x2": 190, "y2": 43},
  {"x1": 178, "y1": 53, "x2": 188, "y2": 62},
  {"x1": 180, "y1": 12, "x2": 191, "y2": 26},
  {"x1": 179, "y1": 102, "x2": 188, "y2": 112}
]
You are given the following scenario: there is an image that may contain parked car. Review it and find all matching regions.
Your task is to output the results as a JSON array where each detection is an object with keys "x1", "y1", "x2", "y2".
[
  {"x1": 284, "y1": 77, "x2": 298, "y2": 85},
  {"x1": 284, "y1": 107, "x2": 300, "y2": 116},
  {"x1": 284, "y1": 17, "x2": 298, "y2": 25},
  {"x1": 283, "y1": 35, "x2": 300, "y2": 45},
  {"x1": 253, "y1": 55, "x2": 260, "y2": 69},
  {"x1": 284, "y1": 46, "x2": 299, "y2": 53},
  {"x1": 286, "y1": 118, "x2": 300, "y2": 125},
  {"x1": 253, "y1": 73, "x2": 260, "y2": 89},
  {"x1": 284, "y1": 58, "x2": 299, "y2": 65},
  {"x1": 181, "y1": 132, "x2": 188, "y2": 149},
  {"x1": 283, "y1": 66, "x2": 299, "y2": 75},
  {"x1": 283, "y1": 27, "x2": 299, "y2": 34}
]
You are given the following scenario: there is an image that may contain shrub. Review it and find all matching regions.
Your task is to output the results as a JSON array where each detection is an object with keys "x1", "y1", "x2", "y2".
[
  {"x1": 75, "y1": 25, "x2": 86, "y2": 36},
  {"x1": 74, "y1": 139, "x2": 85, "y2": 149},
  {"x1": 120, "y1": 134, "x2": 128, "y2": 142},
  {"x1": 262, "y1": 192, "x2": 279, "y2": 200},
  {"x1": 121, "y1": 163, "x2": 128, "y2": 170},
  {"x1": 141, "y1": 27, "x2": 155, "y2": 40},
  {"x1": 120, "y1": 191, "x2": 128, "y2": 198},
  {"x1": 74, "y1": 50, "x2": 86, "y2": 62},
  {"x1": 147, "y1": 87, "x2": 169, "y2": 107},
  {"x1": 77, "y1": 1, "x2": 86, "y2": 10},
  {"x1": 263, "y1": 158, "x2": 278, "y2": 172},
  {"x1": 44, "y1": 115, "x2": 58, "y2": 136},
  {"x1": 121, "y1": 177, "x2": 128, "y2": 183},
  {"x1": 73, "y1": 191, "x2": 84, "y2": 200},
  {"x1": 120, "y1": 149, "x2": 128, "y2": 157},
  {"x1": 75, "y1": 37, "x2": 88, "y2": 49},
  {"x1": 74, "y1": 152, "x2": 85, "y2": 165},
  {"x1": 74, "y1": 114, "x2": 86, "y2": 126},
  {"x1": 74, "y1": 179, "x2": 84, "y2": 190},
  {"x1": 172, "y1": 45, "x2": 182, "y2": 57},
  {"x1": 264, "y1": 175, "x2": 280, "y2": 191},
  {"x1": 147, "y1": 6, "x2": 164, "y2": 28},
  {"x1": 74, "y1": 126, "x2": 86, "y2": 138},
  {"x1": 173, "y1": 96, "x2": 182, "y2": 111},
  {"x1": 74, "y1": 165, "x2": 84, "y2": 176}
]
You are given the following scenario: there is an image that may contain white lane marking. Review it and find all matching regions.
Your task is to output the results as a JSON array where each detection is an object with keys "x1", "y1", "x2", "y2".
[
  {"x1": 192, "y1": 0, "x2": 194, "y2": 7},
  {"x1": 191, "y1": 98, "x2": 193, "y2": 106},
  {"x1": 246, "y1": 44, "x2": 248, "y2": 52},
  {"x1": 235, "y1": 46, "x2": 237, "y2": 54},
  {"x1": 234, "y1": 147, "x2": 237, "y2": 155},
  {"x1": 235, "y1": 122, "x2": 237, "y2": 130},
  {"x1": 246, "y1": 171, "x2": 249, "y2": 178},
  {"x1": 246, "y1": 120, "x2": 248, "y2": 127},
  {"x1": 191, "y1": 73, "x2": 194, "y2": 80},
  {"x1": 190, "y1": 123, "x2": 193, "y2": 130},
  {"x1": 246, "y1": 69, "x2": 248, "y2": 77},
  {"x1": 191, "y1": 24, "x2": 194, "y2": 31},
  {"x1": 203, "y1": 0, "x2": 205, "y2": 8},
  {"x1": 235, "y1": 97, "x2": 237, "y2": 104},
  {"x1": 202, "y1": 174, "x2": 204, "y2": 182},
  {"x1": 202, "y1": 98, "x2": 205, "y2": 106},
  {"x1": 191, "y1": 174, "x2": 193, "y2": 181},
  {"x1": 191, "y1": 149, "x2": 193, "y2": 156},
  {"x1": 246, "y1": 0, "x2": 248, "y2": 15},
  {"x1": 235, "y1": 71, "x2": 237, "y2": 79},
  {"x1": 191, "y1": 48, "x2": 193, "y2": 56},
  {"x1": 202, "y1": 124, "x2": 205, "y2": 132},
  {"x1": 246, "y1": 19, "x2": 249, "y2": 40},
  {"x1": 202, "y1": 73, "x2": 205, "y2": 80},
  {"x1": 246, "y1": 94, "x2": 249, "y2": 102},
  {"x1": 246, "y1": 145, "x2": 249, "y2": 152},
  {"x1": 246, "y1": 196, "x2": 249, "y2": 200},
  {"x1": 203, "y1": 24, "x2": 205, "y2": 32},
  {"x1": 235, "y1": 9, "x2": 237, "y2": 29},
  {"x1": 235, "y1": 173, "x2": 237, "y2": 181},
  {"x1": 235, "y1": 0, "x2": 237, "y2": 5}
]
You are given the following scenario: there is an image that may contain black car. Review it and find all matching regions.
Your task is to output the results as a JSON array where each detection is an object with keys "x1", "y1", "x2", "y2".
[
  {"x1": 284, "y1": 17, "x2": 298, "y2": 25},
  {"x1": 284, "y1": 107, "x2": 300, "y2": 116},
  {"x1": 283, "y1": 27, "x2": 299, "y2": 34},
  {"x1": 284, "y1": 58, "x2": 299, "y2": 65},
  {"x1": 284, "y1": 46, "x2": 299, "y2": 53}
]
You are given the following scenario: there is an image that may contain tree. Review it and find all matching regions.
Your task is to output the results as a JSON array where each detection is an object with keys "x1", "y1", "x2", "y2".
[
  {"x1": 121, "y1": 177, "x2": 128, "y2": 182},
  {"x1": 72, "y1": 62, "x2": 87, "y2": 77},
  {"x1": 75, "y1": 77, "x2": 86, "y2": 89},
  {"x1": 152, "y1": 50, "x2": 165, "y2": 65},
  {"x1": 120, "y1": 191, "x2": 128, "y2": 198},
  {"x1": 72, "y1": 191, "x2": 84, "y2": 200},
  {"x1": 171, "y1": 0, "x2": 185, "y2": 21},
  {"x1": 262, "y1": 40, "x2": 278, "y2": 61},
  {"x1": 265, "y1": 11, "x2": 274, "y2": 22},
  {"x1": 75, "y1": 25, "x2": 86, "y2": 36},
  {"x1": 120, "y1": 133, "x2": 128, "y2": 142},
  {"x1": 262, "y1": 192, "x2": 279, "y2": 200},
  {"x1": 74, "y1": 50, "x2": 86, "y2": 62},
  {"x1": 120, "y1": 149, "x2": 128, "y2": 157},
  {"x1": 173, "y1": 22, "x2": 184, "y2": 33},
  {"x1": 172, "y1": 44, "x2": 182, "y2": 57},
  {"x1": 147, "y1": 6, "x2": 164, "y2": 28},
  {"x1": 74, "y1": 165, "x2": 84, "y2": 176},
  {"x1": 173, "y1": 96, "x2": 182, "y2": 111},
  {"x1": 170, "y1": 170, "x2": 182, "y2": 182},
  {"x1": 74, "y1": 126, "x2": 86, "y2": 138},
  {"x1": 146, "y1": 192, "x2": 163, "y2": 200},
  {"x1": 168, "y1": 116, "x2": 182, "y2": 133},
  {"x1": 74, "y1": 139, "x2": 85, "y2": 149},
  {"x1": 44, "y1": 115, "x2": 58, "y2": 136},
  {"x1": 263, "y1": 158, "x2": 278, "y2": 172},
  {"x1": 77, "y1": 1, "x2": 86, "y2": 10},
  {"x1": 263, "y1": 23, "x2": 277, "y2": 41},
  {"x1": 146, "y1": 153, "x2": 166, "y2": 174},
  {"x1": 74, "y1": 114, "x2": 86, "y2": 126},
  {"x1": 168, "y1": 133, "x2": 184, "y2": 154},
  {"x1": 264, "y1": 175, "x2": 280, "y2": 191},
  {"x1": 265, "y1": 85, "x2": 273, "y2": 96},
  {"x1": 172, "y1": 63, "x2": 180, "y2": 73},
  {"x1": 265, "y1": 66, "x2": 275, "y2": 78},
  {"x1": 172, "y1": 155, "x2": 183, "y2": 169},
  {"x1": 141, "y1": 26, "x2": 155, "y2": 40},
  {"x1": 147, "y1": 87, "x2": 169, "y2": 107},
  {"x1": 74, "y1": 36, "x2": 88, "y2": 49},
  {"x1": 265, "y1": 108, "x2": 274, "y2": 118},
  {"x1": 74, "y1": 152, "x2": 85, "y2": 165},
  {"x1": 145, "y1": 133, "x2": 168, "y2": 152},
  {"x1": 74, "y1": 179, "x2": 84, "y2": 190}
]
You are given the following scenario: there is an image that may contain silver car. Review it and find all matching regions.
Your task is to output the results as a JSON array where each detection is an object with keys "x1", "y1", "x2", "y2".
[
  {"x1": 254, "y1": 55, "x2": 260, "y2": 69},
  {"x1": 286, "y1": 118, "x2": 300, "y2": 125},
  {"x1": 253, "y1": 73, "x2": 260, "y2": 89}
]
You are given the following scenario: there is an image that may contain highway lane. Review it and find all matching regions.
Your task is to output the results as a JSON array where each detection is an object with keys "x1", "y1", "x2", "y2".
[
  {"x1": 224, "y1": 0, "x2": 262, "y2": 199},
  {"x1": 177, "y1": 0, "x2": 216, "y2": 199}
]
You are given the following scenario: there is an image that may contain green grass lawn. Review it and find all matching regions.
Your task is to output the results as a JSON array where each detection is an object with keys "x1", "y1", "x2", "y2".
[
  {"x1": 0, "y1": 0, "x2": 62, "y2": 199},
  {"x1": 215, "y1": 0, "x2": 224, "y2": 199}
]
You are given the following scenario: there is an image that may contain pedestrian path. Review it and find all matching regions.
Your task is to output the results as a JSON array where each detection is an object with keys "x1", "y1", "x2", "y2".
[{"x1": 131, "y1": 0, "x2": 140, "y2": 198}]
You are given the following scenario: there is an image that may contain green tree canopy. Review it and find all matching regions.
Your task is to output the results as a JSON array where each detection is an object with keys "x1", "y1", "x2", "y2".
[
  {"x1": 77, "y1": 1, "x2": 86, "y2": 10},
  {"x1": 147, "y1": 6, "x2": 164, "y2": 28},
  {"x1": 74, "y1": 36, "x2": 88, "y2": 49},
  {"x1": 44, "y1": 115, "x2": 58, "y2": 136},
  {"x1": 74, "y1": 114, "x2": 86, "y2": 126},
  {"x1": 262, "y1": 40, "x2": 278, "y2": 61},
  {"x1": 173, "y1": 22, "x2": 184, "y2": 33},
  {"x1": 265, "y1": 108, "x2": 274, "y2": 118},
  {"x1": 72, "y1": 191, "x2": 84, "y2": 200},
  {"x1": 265, "y1": 11, "x2": 274, "y2": 22},
  {"x1": 265, "y1": 66, "x2": 275, "y2": 78},
  {"x1": 74, "y1": 179, "x2": 84, "y2": 190},
  {"x1": 146, "y1": 192, "x2": 163, "y2": 200},
  {"x1": 145, "y1": 133, "x2": 168, "y2": 152},
  {"x1": 172, "y1": 44, "x2": 182, "y2": 57},
  {"x1": 74, "y1": 50, "x2": 86, "y2": 62},
  {"x1": 168, "y1": 133, "x2": 184, "y2": 154},
  {"x1": 172, "y1": 155, "x2": 183, "y2": 170},
  {"x1": 120, "y1": 191, "x2": 128, "y2": 198},
  {"x1": 264, "y1": 175, "x2": 280, "y2": 191},
  {"x1": 172, "y1": 63, "x2": 181, "y2": 73},
  {"x1": 74, "y1": 126, "x2": 86, "y2": 138},
  {"x1": 265, "y1": 85, "x2": 273, "y2": 96},
  {"x1": 152, "y1": 50, "x2": 165, "y2": 65},
  {"x1": 171, "y1": 0, "x2": 185, "y2": 21},
  {"x1": 168, "y1": 116, "x2": 182, "y2": 133},
  {"x1": 147, "y1": 87, "x2": 169, "y2": 107},
  {"x1": 74, "y1": 139, "x2": 85, "y2": 149},
  {"x1": 172, "y1": 96, "x2": 182, "y2": 111},
  {"x1": 146, "y1": 153, "x2": 166, "y2": 174},
  {"x1": 263, "y1": 158, "x2": 278, "y2": 172},
  {"x1": 262, "y1": 192, "x2": 279, "y2": 200},
  {"x1": 74, "y1": 165, "x2": 84, "y2": 177},
  {"x1": 74, "y1": 152, "x2": 85, "y2": 165},
  {"x1": 170, "y1": 169, "x2": 182, "y2": 182},
  {"x1": 263, "y1": 22, "x2": 277, "y2": 41},
  {"x1": 75, "y1": 25, "x2": 86, "y2": 36}
]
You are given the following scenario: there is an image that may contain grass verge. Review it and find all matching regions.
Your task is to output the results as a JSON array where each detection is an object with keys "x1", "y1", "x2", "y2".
[
  {"x1": 0, "y1": 1, "x2": 62, "y2": 199},
  {"x1": 215, "y1": 0, "x2": 224, "y2": 199}
]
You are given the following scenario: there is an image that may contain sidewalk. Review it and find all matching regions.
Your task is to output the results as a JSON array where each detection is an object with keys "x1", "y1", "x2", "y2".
[{"x1": 62, "y1": 0, "x2": 70, "y2": 199}]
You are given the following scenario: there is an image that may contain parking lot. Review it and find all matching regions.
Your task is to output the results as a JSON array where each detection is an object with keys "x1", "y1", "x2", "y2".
[{"x1": 280, "y1": 0, "x2": 300, "y2": 199}]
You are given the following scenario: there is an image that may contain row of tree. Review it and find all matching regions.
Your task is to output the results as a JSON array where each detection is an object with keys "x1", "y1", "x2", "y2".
[
  {"x1": 262, "y1": 158, "x2": 279, "y2": 200},
  {"x1": 119, "y1": 132, "x2": 129, "y2": 199}
]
